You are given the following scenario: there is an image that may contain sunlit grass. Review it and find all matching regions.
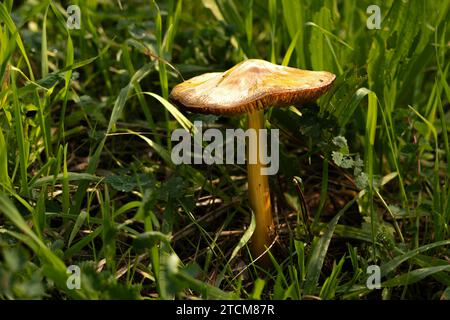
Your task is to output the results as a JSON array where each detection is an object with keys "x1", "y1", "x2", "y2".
[{"x1": 0, "y1": 0, "x2": 449, "y2": 300}]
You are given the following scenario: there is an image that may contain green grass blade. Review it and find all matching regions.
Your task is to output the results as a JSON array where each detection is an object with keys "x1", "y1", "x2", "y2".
[
  {"x1": 303, "y1": 198, "x2": 356, "y2": 295},
  {"x1": 0, "y1": 194, "x2": 86, "y2": 298},
  {"x1": 0, "y1": 2, "x2": 35, "y2": 80},
  {"x1": 382, "y1": 265, "x2": 450, "y2": 287},
  {"x1": 0, "y1": 128, "x2": 10, "y2": 190},
  {"x1": 229, "y1": 211, "x2": 255, "y2": 263},
  {"x1": 381, "y1": 240, "x2": 450, "y2": 277}
]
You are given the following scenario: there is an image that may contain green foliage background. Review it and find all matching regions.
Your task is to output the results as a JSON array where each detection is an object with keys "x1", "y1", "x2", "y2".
[{"x1": 0, "y1": 0, "x2": 449, "y2": 299}]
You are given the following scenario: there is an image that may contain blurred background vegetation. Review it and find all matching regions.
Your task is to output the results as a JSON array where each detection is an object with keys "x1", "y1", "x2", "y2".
[{"x1": 0, "y1": 0, "x2": 449, "y2": 299}]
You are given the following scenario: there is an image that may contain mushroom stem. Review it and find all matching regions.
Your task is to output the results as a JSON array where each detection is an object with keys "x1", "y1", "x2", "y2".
[{"x1": 247, "y1": 109, "x2": 274, "y2": 266}]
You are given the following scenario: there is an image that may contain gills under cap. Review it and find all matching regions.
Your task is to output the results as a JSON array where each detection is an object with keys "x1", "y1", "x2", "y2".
[{"x1": 169, "y1": 59, "x2": 336, "y2": 115}]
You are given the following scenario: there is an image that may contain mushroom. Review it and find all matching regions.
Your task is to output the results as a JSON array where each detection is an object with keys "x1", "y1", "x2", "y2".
[{"x1": 169, "y1": 59, "x2": 335, "y2": 266}]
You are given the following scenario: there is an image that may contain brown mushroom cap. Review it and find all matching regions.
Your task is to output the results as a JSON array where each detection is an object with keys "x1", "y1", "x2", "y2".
[{"x1": 169, "y1": 59, "x2": 336, "y2": 115}]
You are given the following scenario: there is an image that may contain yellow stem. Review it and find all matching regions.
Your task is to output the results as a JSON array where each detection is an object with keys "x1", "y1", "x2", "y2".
[{"x1": 247, "y1": 109, "x2": 274, "y2": 267}]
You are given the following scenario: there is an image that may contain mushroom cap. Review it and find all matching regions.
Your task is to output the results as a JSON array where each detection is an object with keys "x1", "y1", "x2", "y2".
[{"x1": 169, "y1": 59, "x2": 336, "y2": 115}]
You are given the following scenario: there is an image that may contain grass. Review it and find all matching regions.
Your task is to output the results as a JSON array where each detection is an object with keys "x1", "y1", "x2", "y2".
[{"x1": 0, "y1": 0, "x2": 449, "y2": 300}]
